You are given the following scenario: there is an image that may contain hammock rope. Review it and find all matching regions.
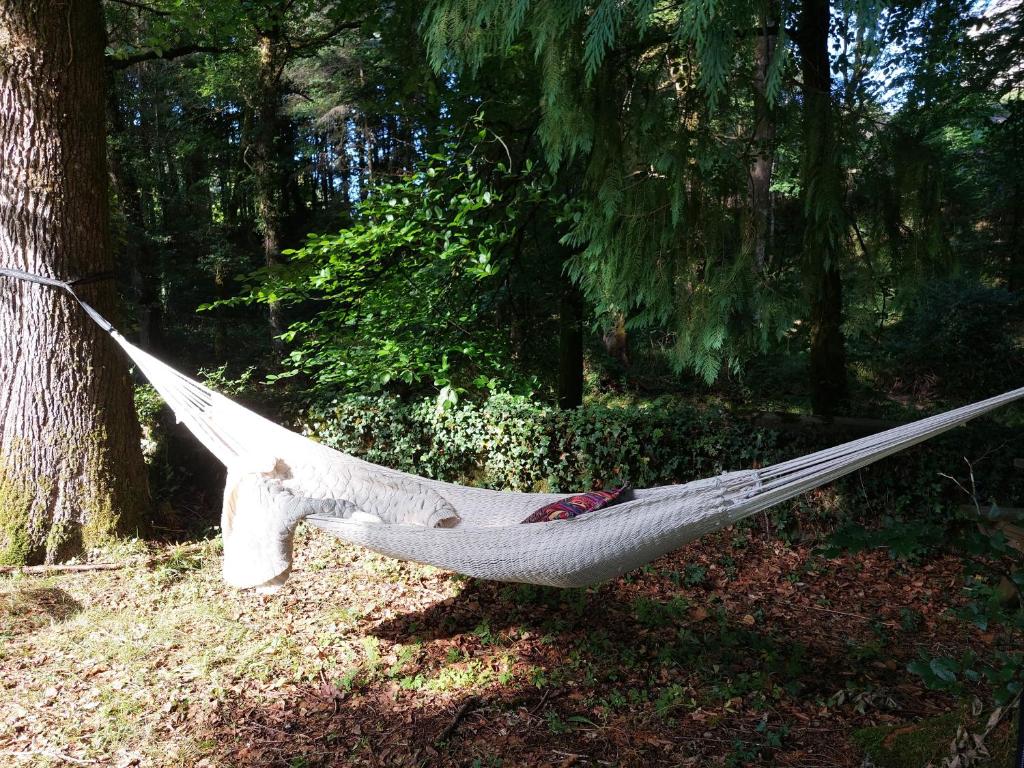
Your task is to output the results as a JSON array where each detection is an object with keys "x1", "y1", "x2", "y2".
[{"x1": 2, "y1": 266, "x2": 1023, "y2": 589}]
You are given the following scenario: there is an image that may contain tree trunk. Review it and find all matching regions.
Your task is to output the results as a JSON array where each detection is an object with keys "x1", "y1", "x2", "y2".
[
  {"x1": 558, "y1": 281, "x2": 585, "y2": 410},
  {"x1": 797, "y1": 0, "x2": 848, "y2": 415},
  {"x1": 0, "y1": 0, "x2": 149, "y2": 565},
  {"x1": 251, "y1": 28, "x2": 287, "y2": 344},
  {"x1": 746, "y1": 16, "x2": 777, "y2": 272}
]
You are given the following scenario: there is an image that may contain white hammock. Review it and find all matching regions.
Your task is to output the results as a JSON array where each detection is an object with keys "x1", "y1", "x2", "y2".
[
  {"x1": 2, "y1": 268, "x2": 1021, "y2": 590},
  {"x1": 108, "y1": 330, "x2": 1024, "y2": 589}
]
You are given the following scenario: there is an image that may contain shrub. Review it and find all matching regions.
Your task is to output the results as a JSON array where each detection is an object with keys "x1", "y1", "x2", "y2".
[
  {"x1": 303, "y1": 394, "x2": 1023, "y2": 515},
  {"x1": 304, "y1": 394, "x2": 776, "y2": 493}
]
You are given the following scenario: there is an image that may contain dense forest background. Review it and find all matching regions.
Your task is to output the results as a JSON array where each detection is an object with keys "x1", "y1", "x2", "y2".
[
  {"x1": 103, "y1": 0, "x2": 1023, "y2": 418},
  {"x1": 98, "y1": 0, "x2": 1024, "y2": 583}
]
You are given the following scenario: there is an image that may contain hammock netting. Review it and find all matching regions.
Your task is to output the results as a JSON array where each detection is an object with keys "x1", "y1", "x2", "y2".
[
  {"x1": 2, "y1": 267, "x2": 1022, "y2": 590},
  {"x1": 110, "y1": 329, "x2": 1024, "y2": 589}
]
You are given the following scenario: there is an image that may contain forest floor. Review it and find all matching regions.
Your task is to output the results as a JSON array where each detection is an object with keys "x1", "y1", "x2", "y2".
[{"x1": 0, "y1": 510, "x2": 1020, "y2": 768}]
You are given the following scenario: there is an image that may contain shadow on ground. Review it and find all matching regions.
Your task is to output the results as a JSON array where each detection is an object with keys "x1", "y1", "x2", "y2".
[
  {"x1": 0, "y1": 585, "x2": 82, "y2": 637},
  {"x1": 185, "y1": 562, "x2": 884, "y2": 767}
]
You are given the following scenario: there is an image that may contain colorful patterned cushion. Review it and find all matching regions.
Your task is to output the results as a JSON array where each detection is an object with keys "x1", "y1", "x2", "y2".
[{"x1": 521, "y1": 486, "x2": 632, "y2": 523}]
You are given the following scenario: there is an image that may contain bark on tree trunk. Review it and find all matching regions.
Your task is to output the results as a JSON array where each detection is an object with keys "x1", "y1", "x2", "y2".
[
  {"x1": 0, "y1": 0, "x2": 149, "y2": 565},
  {"x1": 252, "y1": 29, "x2": 287, "y2": 345},
  {"x1": 746, "y1": 16, "x2": 777, "y2": 272},
  {"x1": 797, "y1": 0, "x2": 848, "y2": 415}
]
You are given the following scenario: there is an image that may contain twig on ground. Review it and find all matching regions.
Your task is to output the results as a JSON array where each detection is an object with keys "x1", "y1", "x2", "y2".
[
  {"x1": 0, "y1": 543, "x2": 212, "y2": 575},
  {"x1": 0, "y1": 563, "x2": 132, "y2": 574},
  {"x1": 551, "y1": 749, "x2": 617, "y2": 765},
  {"x1": 416, "y1": 579, "x2": 448, "y2": 601},
  {"x1": 436, "y1": 696, "x2": 479, "y2": 744},
  {"x1": 529, "y1": 687, "x2": 552, "y2": 715},
  {"x1": 1, "y1": 749, "x2": 97, "y2": 765},
  {"x1": 807, "y1": 604, "x2": 870, "y2": 621}
]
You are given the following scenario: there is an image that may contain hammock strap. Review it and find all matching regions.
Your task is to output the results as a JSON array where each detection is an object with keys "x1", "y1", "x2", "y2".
[
  {"x1": 0, "y1": 266, "x2": 249, "y2": 464},
  {"x1": 0, "y1": 266, "x2": 115, "y2": 332}
]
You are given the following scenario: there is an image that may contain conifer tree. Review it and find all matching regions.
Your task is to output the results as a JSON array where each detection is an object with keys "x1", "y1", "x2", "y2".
[{"x1": 424, "y1": 0, "x2": 866, "y2": 410}]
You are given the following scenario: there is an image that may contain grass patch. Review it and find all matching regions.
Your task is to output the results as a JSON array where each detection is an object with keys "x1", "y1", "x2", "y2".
[{"x1": 853, "y1": 710, "x2": 1018, "y2": 768}]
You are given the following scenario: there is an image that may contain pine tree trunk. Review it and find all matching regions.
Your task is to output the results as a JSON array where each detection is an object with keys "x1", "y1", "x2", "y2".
[
  {"x1": 0, "y1": 0, "x2": 149, "y2": 564},
  {"x1": 798, "y1": 0, "x2": 848, "y2": 415}
]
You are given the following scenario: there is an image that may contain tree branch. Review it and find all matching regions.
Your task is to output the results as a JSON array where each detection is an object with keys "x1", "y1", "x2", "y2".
[
  {"x1": 105, "y1": 0, "x2": 171, "y2": 16},
  {"x1": 106, "y1": 43, "x2": 227, "y2": 69},
  {"x1": 436, "y1": 696, "x2": 479, "y2": 744},
  {"x1": 285, "y1": 18, "x2": 364, "y2": 57}
]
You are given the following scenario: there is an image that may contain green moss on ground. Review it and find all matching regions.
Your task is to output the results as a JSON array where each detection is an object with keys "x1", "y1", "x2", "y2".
[{"x1": 853, "y1": 710, "x2": 1018, "y2": 768}]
